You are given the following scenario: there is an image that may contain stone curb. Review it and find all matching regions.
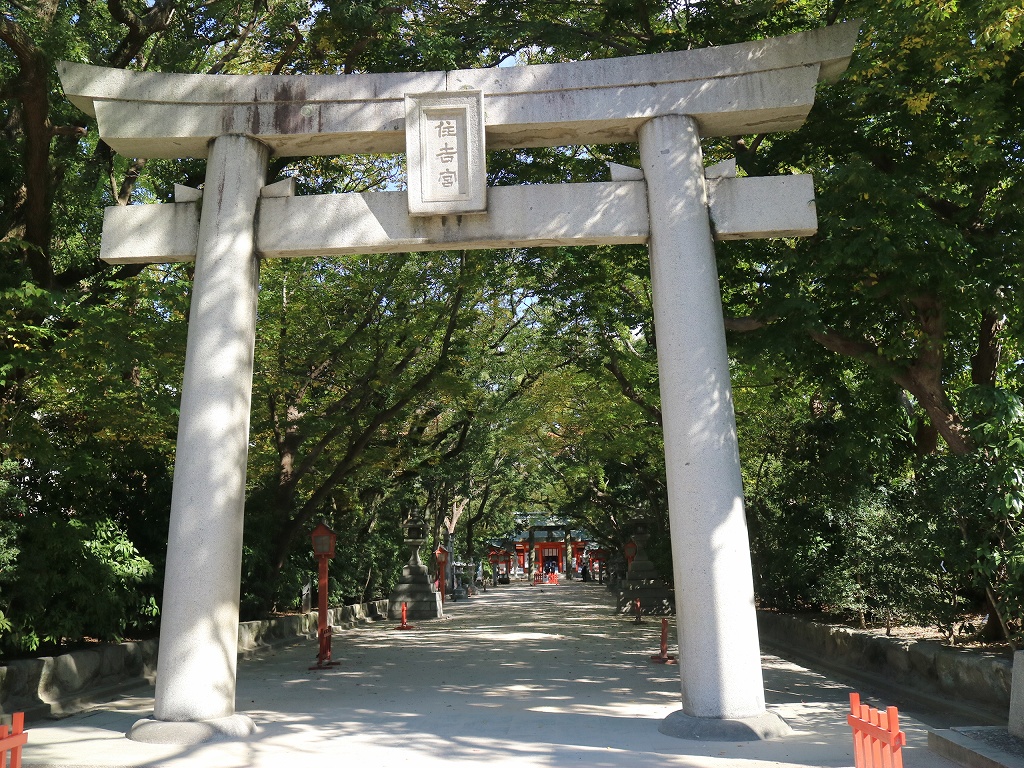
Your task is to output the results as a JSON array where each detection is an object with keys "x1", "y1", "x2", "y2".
[
  {"x1": 928, "y1": 727, "x2": 1024, "y2": 768},
  {"x1": 0, "y1": 599, "x2": 389, "y2": 720},
  {"x1": 757, "y1": 611, "x2": 1012, "y2": 716}
]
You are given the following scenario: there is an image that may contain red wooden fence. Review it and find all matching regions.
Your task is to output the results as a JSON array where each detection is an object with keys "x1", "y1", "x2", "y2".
[
  {"x1": 847, "y1": 692, "x2": 905, "y2": 768},
  {"x1": 0, "y1": 712, "x2": 26, "y2": 768}
]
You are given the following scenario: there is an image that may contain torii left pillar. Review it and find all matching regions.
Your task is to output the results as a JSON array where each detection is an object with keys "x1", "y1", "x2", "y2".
[{"x1": 129, "y1": 134, "x2": 268, "y2": 743}]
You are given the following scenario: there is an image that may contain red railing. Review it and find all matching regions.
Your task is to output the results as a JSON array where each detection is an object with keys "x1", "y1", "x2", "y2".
[
  {"x1": 0, "y1": 712, "x2": 26, "y2": 768},
  {"x1": 848, "y1": 692, "x2": 905, "y2": 768}
]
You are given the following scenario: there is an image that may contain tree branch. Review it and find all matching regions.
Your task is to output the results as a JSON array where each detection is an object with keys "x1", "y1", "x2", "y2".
[
  {"x1": 272, "y1": 24, "x2": 304, "y2": 75},
  {"x1": 811, "y1": 317, "x2": 973, "y2": 455},
  {"x1": 0, "y1": 14, "x2": 55, "y2": 285},
  {"x1": 970, "y1": 309, "x2": 1004, "y2": 387},
  {"x1": 724, "y1": 316, "x2": 769, "y2": 332},
  {"x1": 207, "y1": 15, "x2": 260, "y2": 75},
  {"x1": 602, "y1": 351, "x2": 661, "y2": 426},
  {"x1": 107, "y1": 0, "x2": 177, "y2": 68}
]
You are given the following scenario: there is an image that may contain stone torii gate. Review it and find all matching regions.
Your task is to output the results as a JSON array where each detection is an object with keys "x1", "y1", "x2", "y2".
[{"x1": 59, "y1": 22, "x2": 857, "y2": 744}]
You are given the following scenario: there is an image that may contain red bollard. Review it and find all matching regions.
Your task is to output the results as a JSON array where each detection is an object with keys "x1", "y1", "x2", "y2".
[
  {"x1": 650, "y1": 618, "x2": 677, "y2": 664},
  {"x1": 396, "y1": 601, "x2": 415, "y2": 630},
  {"x1": 633, "y1": 597, "x2": 643, "y2": 624}
]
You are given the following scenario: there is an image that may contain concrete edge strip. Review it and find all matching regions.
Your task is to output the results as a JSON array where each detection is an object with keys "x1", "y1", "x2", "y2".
[{"x1": 928, "y1": 728, "x2": 1024, "y2": 768}]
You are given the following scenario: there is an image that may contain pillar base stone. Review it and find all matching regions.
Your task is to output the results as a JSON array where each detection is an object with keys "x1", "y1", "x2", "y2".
[
  {"x1": 659, "y1": 709, "x2": 792, "y2": 741},
  {"x1": 128, "y1": 713, "x2": 256, "y2": 744}
]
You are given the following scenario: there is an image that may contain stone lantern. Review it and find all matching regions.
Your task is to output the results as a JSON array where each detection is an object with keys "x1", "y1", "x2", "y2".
[{"x1": 387, "y1": 513, "x2": 443, "y2": 620}]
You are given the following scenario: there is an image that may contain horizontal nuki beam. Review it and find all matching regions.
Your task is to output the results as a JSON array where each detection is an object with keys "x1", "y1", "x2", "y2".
[
  {"x1": 99, "y1": 176, "x2": 816, "y2": 265},
  {"x1": 59, "y1": 24, "x2": 858, "y2": 159}
]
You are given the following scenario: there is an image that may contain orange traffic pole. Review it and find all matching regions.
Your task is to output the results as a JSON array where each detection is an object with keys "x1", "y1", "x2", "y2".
[
  {"x1": 396, "y1": 601, "x2": 416, "y2": 630},
  {"x1": 650, "y1": 618, "x2": 677, "y2": 664}
]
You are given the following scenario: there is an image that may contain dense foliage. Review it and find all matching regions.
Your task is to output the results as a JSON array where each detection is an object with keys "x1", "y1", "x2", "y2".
[{"x1": 2, "y1": 0, "x2": 1022, "y2": 655}]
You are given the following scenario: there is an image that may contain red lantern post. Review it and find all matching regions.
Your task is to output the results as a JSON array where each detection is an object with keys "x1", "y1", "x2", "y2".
[
  {"x1": 434, "y1": 545, "x2": 449, "y2": 605},
  {"x1": 310, "y1": 521, "x2": 340, "y2": 669}
]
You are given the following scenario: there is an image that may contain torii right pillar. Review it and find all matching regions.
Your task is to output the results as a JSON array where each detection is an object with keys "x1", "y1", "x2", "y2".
[{"x1": 639, "y1": 115, "x2": 787, "y2": 740}]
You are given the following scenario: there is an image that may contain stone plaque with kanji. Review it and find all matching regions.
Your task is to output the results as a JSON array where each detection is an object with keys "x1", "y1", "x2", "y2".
[{"x1": 405, "y1": 90, "x2": 486, "y2": 216}]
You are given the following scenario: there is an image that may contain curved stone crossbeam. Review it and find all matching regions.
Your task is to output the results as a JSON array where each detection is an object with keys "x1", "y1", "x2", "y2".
[{"x1": 58, "y1": 23, "x2": 857, "y2": 159}]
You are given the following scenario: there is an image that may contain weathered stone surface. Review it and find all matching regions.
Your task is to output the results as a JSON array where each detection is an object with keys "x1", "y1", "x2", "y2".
[
  {"x1": 260, "y1": 182, "x2": 648, "y2": 258},
  {"x1": 884, "y1": 640, "x2": 912, "y2": 676},
  {"x1": 152, "y1": 136, "x2": 270, "y2": 727},
  {"x1": 52, "y1": 650, "x2": 101, "y2": 694},
  {"x1": 406, "y1": 90, "x2": 486, "y2": 216},
  {"x1": 929, "y1": 726, "x2": 1024, "y2": 768},
  {"x1": 36, "y1": 658, "x2": 55, "y2": 702},
  {"x1": 100, "y1": 200, "x2": 199, "y2": 264},
  {"x1": 100, "y1": 176, "x2": 817, "y2": 265},
  {"x1": 935, "y1": 647, "x2": 960, "y2": 691},
  {"x1": 389, "y1": 570, "x2": 443, "y2": 620},
  {"x1": 56, "y1": 23, "x2": 858, "y2": 159},
  {"x1": 260, "y1": 177, "x2": 295, "y2": 198},
  {"x1": 907, "y1": 639, "x2": 938, "y2": 678},
  {"x1": 236, "y1": 622, "x2": 260, "y2": 652},
  {"x1": 173, "y1": 184, "x2": 202, "y2": 203},
  {"x1": 121, "y1": 639, "x2": 159, "y2": 679},
  {"x1": 0, "y1": 659, "x2": 44, "y2": 715},
  {"x1": 607, "y1": 162, "x2": 644, "y2": 181},
  {"x1": 708, "y1": 175, "x2": 816, "y2": 240},
  {"x1": 660, "y1": 708, "x2": 792, "y2": 741},
  {"x1": 640, "y1": 114, "x2": 766, "y2": 722},
  {"x1": 129, "y1": 713, "x2": 254, "y2": 744},
  {"x1": 140, "y1": 639, "x2": 159, "y2": 676},
  {"x1": 616, "y1": 586, "x2": 675, "y2": 615},
  {"x1": 1010, "y1": 652, "x2": 1024, "y2": 738},
  {"x1": 99, "y1": 644, "x2": 125, "y2": 678}
]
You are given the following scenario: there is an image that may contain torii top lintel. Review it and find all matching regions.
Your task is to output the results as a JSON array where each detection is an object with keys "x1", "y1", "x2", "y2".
[{"x1": 58, "y1": 23, "x2": 858, "y2": 160}]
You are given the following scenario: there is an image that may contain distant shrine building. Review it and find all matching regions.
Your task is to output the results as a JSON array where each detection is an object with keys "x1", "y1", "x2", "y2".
[
  {"x1": 499, "y1": 525, "x2": 596, "y2": 576},
  {"x1": 59, "y1": 22, "x2": 858, "y2": 744}
]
